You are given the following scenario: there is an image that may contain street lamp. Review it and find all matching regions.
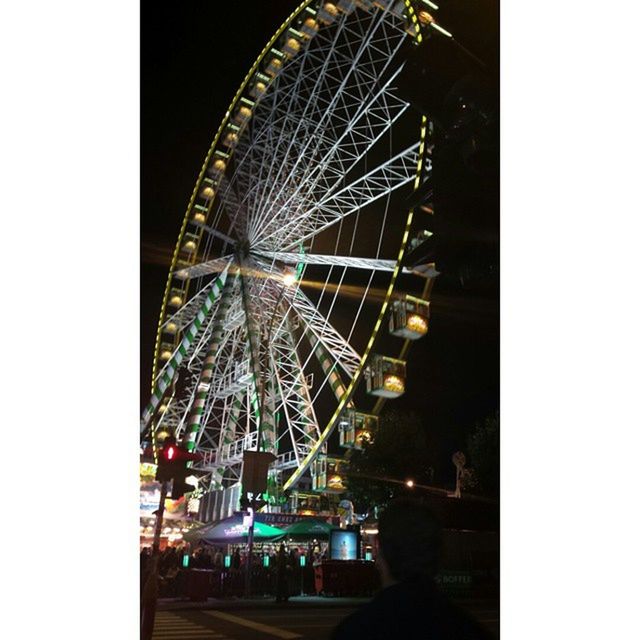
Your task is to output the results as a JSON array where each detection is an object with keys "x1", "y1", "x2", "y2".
[{"x1": 405, "y1": 479, "x2": 415, "y2": 488}]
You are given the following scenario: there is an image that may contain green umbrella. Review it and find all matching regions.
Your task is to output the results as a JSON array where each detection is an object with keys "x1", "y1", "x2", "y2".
[
  {"x1": 183, "y1": 514, "x2": 286, "y2": 545},
  {"x1": 281, "y1": 519, "x2": 333, "y2": 541}
]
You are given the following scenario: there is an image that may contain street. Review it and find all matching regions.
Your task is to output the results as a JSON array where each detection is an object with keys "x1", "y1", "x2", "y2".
[{"x1": 153, "y1": 600, "x2": 499, "y2": 639}]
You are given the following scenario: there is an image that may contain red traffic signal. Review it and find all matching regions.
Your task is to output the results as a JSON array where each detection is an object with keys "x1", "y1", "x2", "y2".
[{"x1": 155, "y1": 436, "x2": 203, "y2": 483}]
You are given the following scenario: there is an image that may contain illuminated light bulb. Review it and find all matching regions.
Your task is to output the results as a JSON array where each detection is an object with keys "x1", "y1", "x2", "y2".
[
  {"x1": 182, "y1": 240, "x2": 196, "y2": 252},
  {"x1": 165, "y1": 322, "x2": 178, "y2": 334},
  {"x1": 303, "y1": 18, "x2": 319, "y2": 32},
  {"x1": 418, "y1": 10, "x2": 434, "y2": 25},
  {"x1": 282, "y1": 271, "x2": 296, "y2": 287},
  {"x1": 285, "y1": 38, "x2": 300, "y2": 53},
  {"x1": 170, "y1": 295, "x2": 183, "y2": 306},
  {"x1": 406, "y1": 479, "x2": 415, "y2": 488},
  {"x1": 324, "y1": 3, "x2": 338, "y2": 16},
  {"x1": 193, "y1": 212, "x2": 206, "y2": 224},
  {"x1": 201, "y1": 186, "x2": 214, "y2": 199},
  {"x1": 383, "y1": 374, "x2": 405, "y2": 394},
  {"x1": 406, "y1": 313, "x2": 428, "y2": 335},
  {"x1": 213, "y1": 159, "x2": 226, "y2": 172},
  {"x1": 160, "y1": 351, "x2": 172, "y2": 361}
]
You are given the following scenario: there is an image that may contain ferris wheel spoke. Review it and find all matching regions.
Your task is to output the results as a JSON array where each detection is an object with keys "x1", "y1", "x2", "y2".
[
  {"x1": 248, "y1": 11, "x2": 404, "y2": 243},
  {"x1": 238, "y1": 263, "x2": 279, "y2": 454},
  {"x1": 191, "y1": 221, "x2": 236, "y2": 250},
  {"x1": 173, "y1": 255, "x2": 234, "y2": 281},
  {"x1": 256, "y1": 140, "x2": 420, "y2": 252},
  {"x1": 141, "y1": 265, "x2": 230, "y2": 432},
  {"x1": 233, "y1": 42, "x2": 317, "y2": 239},
  {"x1": 160, "y1": 276, "x2": 225, "y2": 334},
  {"x1": 211, "y1": 174, "x2": 248, "y2": 242},
  {"x1": 270, "y1": 318, "x2": 322, "y2": 468},
  {"x1": 209, "y1": 391, "x2": 249, "y2": 488},
  {"x1": 244, "y1": 9, "x2": 388, "y2": 238},
  {"x1": 283, "y1": 286, "x2": 361, "y2": 378},
  {"x1": 250, "y1": 48, "x2": 409, "y2": 246},
  {"x1": 256, "y1": 250, "x2": 400, "y2": 273},
  {"x1": 181, "y1": 275, "x2": 238, "y2": 451},
  {"x1": 240, "y1": 13, "x2": 357, "y2": 195}
]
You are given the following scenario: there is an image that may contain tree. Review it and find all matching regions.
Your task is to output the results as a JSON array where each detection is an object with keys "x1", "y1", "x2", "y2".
[
  {"x1": 346, "y1": 410, "x2": 437, "y2": 513},
  {"x1": 466, "y1": 414, "x2": 499, "y2": 496}
]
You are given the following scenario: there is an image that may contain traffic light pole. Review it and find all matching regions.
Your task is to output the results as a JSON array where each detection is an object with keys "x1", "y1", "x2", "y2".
[
  {"x1": 152, "y1": 480, "x2": 169, "y2": 556},
  {"x1": 142, "y1": 480, "x2": 168, "y2": 640},
  {"x1": 243, "y1": 499, "x2": 256, "y2": 598}
]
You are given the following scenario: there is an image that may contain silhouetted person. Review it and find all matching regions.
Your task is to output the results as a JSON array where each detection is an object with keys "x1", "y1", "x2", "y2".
[
  {"x1": 275, "y1": 543, "x2": 289, "y2": 603},
  {"x1": 232, "y1": 548, "x2": 241, "y2": 570},
  {"x1": 331, "y1": 499, "x2": 494, "y2": 640}
]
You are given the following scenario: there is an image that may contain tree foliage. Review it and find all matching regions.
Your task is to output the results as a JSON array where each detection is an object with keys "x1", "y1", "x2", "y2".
[
  {"x1": 345, "y1": 410, "x2": 435, "y2": 513},
  {"x1": 466, "y1": 414, "x2": 499, "y2": 496}
]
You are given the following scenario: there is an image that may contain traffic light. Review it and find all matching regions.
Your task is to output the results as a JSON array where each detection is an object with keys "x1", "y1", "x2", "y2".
[
  {"x1": 155, "y1": 436, "x2": 178, "y2": 482},
  {"x1": 154, "y1": 435, "x2": 202, "y2": 500}
]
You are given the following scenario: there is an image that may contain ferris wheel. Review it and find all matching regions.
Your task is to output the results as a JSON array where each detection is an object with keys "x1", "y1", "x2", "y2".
[{"x1": 142, "y1": 0, "x2": 443, "y2": 507}]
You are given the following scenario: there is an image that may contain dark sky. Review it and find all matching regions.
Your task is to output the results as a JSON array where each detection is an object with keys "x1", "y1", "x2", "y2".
[{"x1": 141, "y1": 1, "x2": 498, "y2": 482}]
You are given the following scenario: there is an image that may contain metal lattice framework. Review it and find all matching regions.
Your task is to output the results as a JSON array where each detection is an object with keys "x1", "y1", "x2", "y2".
[{"x1": 143, "y1": 1, "x2": 435, "y2": 501}]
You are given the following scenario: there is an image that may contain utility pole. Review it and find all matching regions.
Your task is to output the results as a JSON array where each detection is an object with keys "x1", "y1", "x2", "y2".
[{"x1": 141, "y1": 480, "x2": 168, "y2": 640}]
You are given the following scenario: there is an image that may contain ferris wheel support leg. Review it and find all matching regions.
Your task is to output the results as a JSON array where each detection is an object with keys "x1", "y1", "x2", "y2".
[
  {"x1": 304, "y1": 330, "x2": 356, "y2": 466},
  {"x1": 307, "y1": 331, "x2": 355, "y2": 413},
  {"x1": 211, "y1": 391, "x2": 246, "y2": 490},
  {"x1": 181, "y1": 275, "x2": 237, "y2": 452},
  {"x1": 238, "y1": 261, "x2": 277, "y2": 455},
  {"x1": 140, "y1": 265, "x2": 230, "y2": 433}
]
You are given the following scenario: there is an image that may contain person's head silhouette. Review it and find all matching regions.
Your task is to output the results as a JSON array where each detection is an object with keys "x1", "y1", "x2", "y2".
[{"x1": 376, "y1": 498, "x2": 442, "y2": 586}]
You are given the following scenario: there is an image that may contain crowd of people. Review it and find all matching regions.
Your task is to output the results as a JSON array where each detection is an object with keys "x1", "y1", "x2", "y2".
[
  {"x1": 140, "y1": 542, "x2": 320, "y2": 598},
  {"x1": 141, "y1": 499, "x2": 495, "y2": 638}
]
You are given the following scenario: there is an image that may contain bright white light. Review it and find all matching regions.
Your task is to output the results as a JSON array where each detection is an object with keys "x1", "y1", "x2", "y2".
[
  {"x1": 282, "y1": 272, "x2": 296, "y2": 287},
  {"x1": 421, "y1": 0, "x2": 439, "y2": 9},
  {"x1": 406, "y1": 479, "x2": 415, "y2": 488},
  {"x1": 185, "y1": 475, "x2": 199, "y2": 487}
]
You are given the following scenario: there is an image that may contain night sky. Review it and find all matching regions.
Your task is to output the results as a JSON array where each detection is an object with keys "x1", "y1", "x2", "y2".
[{"x1": 141, "y1": 0, "x2": 499, "y2": 484}]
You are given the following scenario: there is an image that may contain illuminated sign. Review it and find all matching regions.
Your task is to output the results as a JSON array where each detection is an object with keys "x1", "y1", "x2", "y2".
[{"x1": 330, "y1": 530, "x2": 358, "y2": 561}]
